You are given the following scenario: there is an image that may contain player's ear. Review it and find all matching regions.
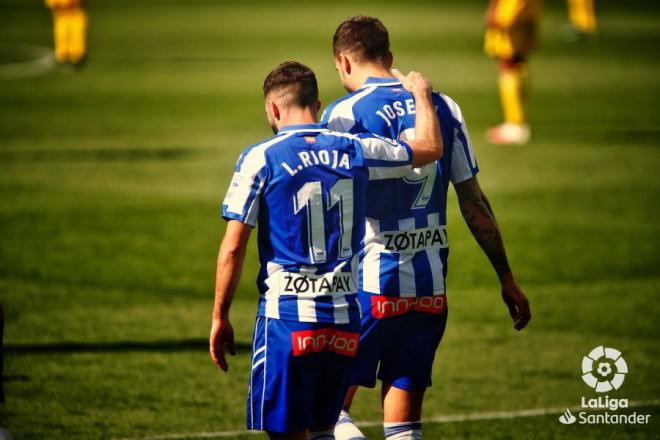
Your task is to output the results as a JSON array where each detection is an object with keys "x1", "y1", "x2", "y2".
[
  {"x1": 340, "y1": 53, "x2": 352, "y2": 75},
  {"x1": 386, "y1": 51, "x2": 393, "y2": 69},
  {"x1": 265, "y1": 98, "x2": 280, "y2": 121},
  {"x1": 270, "y1": 100, "x2": 281, "y2": 120},
  {"x1": 314, "y1": 100, "x2": 321, "y2": 115}
]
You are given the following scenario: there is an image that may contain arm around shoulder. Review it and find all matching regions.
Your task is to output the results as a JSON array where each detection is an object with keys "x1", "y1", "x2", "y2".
[{"x1": 391, "y1": 69, "x2": 443, "y2": 167}]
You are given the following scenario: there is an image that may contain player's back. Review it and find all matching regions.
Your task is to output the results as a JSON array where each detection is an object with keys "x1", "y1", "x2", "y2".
[
  {"x1": 223, "y1": 122, "x2": 415, "y2": 323},
  {"x1": 253, "y1": 126, "x2": 369, "y2": 275},
  {"x1": 322, "y1": 78, "x2": 479, "y2": 297}
]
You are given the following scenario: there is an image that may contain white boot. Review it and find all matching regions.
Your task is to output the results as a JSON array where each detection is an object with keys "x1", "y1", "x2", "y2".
[{"x1": 485, "y1": 123, "x2": 531, "y2": 145}]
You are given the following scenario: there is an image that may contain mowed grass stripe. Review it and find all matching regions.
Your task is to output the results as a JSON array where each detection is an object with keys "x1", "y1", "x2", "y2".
[{"x1": 111, "y1": 400, "x2": 660, "y2": 440}]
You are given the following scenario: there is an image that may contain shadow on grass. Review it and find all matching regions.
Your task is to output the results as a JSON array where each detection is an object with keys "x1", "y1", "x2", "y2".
[{"x1": 4, "y1": 338, "x2": 252, "y2": 354}]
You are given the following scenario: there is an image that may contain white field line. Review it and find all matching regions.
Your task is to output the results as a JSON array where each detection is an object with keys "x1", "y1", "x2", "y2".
[
  {"x1": 113, "y1": 399, "x2": 660, "y2": 440},
  {"x1": 0, "y1": 43, "x2": 55, "y2": 80}
]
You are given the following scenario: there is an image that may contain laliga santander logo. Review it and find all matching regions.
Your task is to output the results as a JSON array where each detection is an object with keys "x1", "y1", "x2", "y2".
[
  {"x1": 558, "y1": 346, "x2": 651, "y2": 426},
  {"x1": 581, "y1": 346, "x2": 628, "y2": 393}
]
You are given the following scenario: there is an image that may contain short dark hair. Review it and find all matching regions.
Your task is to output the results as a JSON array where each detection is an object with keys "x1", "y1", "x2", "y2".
[
  {"x1": 333, "y1": 16, "x2": 390, "y2": 65},
  {"x1": 262, "y1": 61, "x2": 318, "y2": 109}
]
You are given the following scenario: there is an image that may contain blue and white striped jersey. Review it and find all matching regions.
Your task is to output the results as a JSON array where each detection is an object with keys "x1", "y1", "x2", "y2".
[
  {"x1": 321, "y1": 77, "x2": 479, "y2": 297},
  {"x1": 222, "y1": 123, "x2": 414, "y2": 324}
]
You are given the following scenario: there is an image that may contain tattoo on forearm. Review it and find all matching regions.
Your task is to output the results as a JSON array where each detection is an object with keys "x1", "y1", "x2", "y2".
[{"x1": 455, "y1": 178, "x2": 511, "y2": 279}]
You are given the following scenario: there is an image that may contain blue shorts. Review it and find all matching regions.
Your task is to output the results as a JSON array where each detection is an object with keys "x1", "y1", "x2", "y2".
[
  {"x1": 247, "y1": 316, "x2": 360, "y2": 433},
  {"x1": 351, "y1": 293, "x2": 448, "y2": 391}
]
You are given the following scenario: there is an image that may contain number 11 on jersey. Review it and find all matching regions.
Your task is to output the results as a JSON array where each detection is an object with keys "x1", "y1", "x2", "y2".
[{"x1": 293, "y1": 179, "x2": 354, "y2": 264}]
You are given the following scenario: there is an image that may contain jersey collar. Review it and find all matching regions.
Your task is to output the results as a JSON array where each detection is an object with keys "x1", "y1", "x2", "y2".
[
  {"x1": 278, "y1": 123, "x2": 328, "y2": 134},
  {"x1": 361, "y1": 76, "x2": 402, "y2": 88}
]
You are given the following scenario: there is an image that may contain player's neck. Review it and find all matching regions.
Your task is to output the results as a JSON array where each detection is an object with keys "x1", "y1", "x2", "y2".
[
  {"x1": 277, "y1": 107, "x2": 318, "y2": 129},
  {"x1": 351, "y1": 65, "x2": 394, "y2": 91}
]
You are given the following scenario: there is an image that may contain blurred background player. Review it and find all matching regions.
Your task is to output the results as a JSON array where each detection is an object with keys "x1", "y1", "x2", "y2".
[
  {"x1": 483, "y1": 0, "x2": 541, "y2": 145},
  {"x1": 566, "y1": 0, "x2": 597, "y2": 40},
  {"x1": 324, "y1": 16, "x2": 531, "y2": 440},
  {"x1": 45, "y1": 0, "x2": 88, "y2": 67}
]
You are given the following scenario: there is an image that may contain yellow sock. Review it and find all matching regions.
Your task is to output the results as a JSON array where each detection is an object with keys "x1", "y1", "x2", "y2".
[
  {"x1": 568, "y1": 0, "x2": 597, "y2": 34},
  {"x1": 498, "y1": 64, "x2": 528, "y2": 125}
]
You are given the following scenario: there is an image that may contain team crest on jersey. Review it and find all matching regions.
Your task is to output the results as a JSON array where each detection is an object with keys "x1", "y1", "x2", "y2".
[{"x1": 304, "y1": 136, "x2": 317, "y2": 144}]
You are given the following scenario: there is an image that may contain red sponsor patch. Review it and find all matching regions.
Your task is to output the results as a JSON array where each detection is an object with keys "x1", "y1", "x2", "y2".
[
  {"x1": 291, "y1": 328, "x2": 359, "y2": 357},
  {"x1": 371, "y1": 295, "x2": 447, "y2": 318}
]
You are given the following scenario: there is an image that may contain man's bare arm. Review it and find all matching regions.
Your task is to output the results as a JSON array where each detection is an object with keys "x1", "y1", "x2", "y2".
[
  {"x1": 210, "y1": 220, "x2": 252, "y2": 371},
  {"x1": 455, "y1": 177, "x2": 511, "y2": 278},
  {"x1": 391, "y1": 69, "x2": 443, "y2": 167},
  {"x1": 454, "y1": 176, "x2": 530, "y2": 330}
]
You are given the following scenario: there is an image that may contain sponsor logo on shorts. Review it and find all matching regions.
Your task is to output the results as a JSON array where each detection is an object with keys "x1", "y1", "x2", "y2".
[
  {"x1": 374, "y1": 225, "x2": 448, "y2": 253},
  {"x1": 371, "y1": 295, "x2": 447, "y2": 318},
  {"x1": 291, "y1": 328, "x2": 359, "y2": 357}
]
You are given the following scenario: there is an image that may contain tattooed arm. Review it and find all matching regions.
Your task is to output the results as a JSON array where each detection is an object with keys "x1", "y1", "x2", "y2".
[{"x1": 454, "y1": 176, "x2": 531, "y2": 330}]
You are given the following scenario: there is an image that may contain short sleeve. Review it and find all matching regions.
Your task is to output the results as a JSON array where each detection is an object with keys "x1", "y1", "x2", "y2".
[
  {"x1": 449, "y1": 118, "x2": 479, "y2": 184},
  {"x1": 440, "y1": 94, "x2": 479, "y2": 184},
  {"x1": 221, "y1": 149, "x2": 268, "y2": 227},
  {"x1": 358, "y1": 134, "x2": 413, "y2": 180}
]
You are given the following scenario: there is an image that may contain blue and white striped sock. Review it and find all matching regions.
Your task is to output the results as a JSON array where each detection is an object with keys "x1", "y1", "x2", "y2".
[
  {"x1": 333, "y1": 410, "x2": 367, "y2": 440},
  {"x1": 383, "y1": 421, "x2": 422, "y2": 439}
]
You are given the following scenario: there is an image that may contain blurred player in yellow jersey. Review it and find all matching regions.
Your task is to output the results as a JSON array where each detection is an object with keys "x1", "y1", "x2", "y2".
[
  {"x1": 484, "y1": 0, "x2": 541, "y2": 145},
  {"x1": 567, "y1": 0, "x2": 597, "y2": 39},
  {"x1": 45, "y1": 0, "x2": 87, "y2": 66}
]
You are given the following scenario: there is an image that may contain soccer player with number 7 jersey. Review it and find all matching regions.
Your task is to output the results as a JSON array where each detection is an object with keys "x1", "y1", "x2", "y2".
[
  {"x1": 322, "y1": 17, "x2": 532, "y2": 440},
  {"x1": 209, "y1": 61, "x2": 443, "y2": 439}
]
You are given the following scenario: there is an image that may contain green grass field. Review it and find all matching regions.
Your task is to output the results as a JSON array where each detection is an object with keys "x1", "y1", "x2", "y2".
[{"x1": 1, "y1": 0, "x2": 659, "y2": 438}]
